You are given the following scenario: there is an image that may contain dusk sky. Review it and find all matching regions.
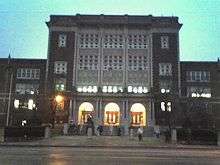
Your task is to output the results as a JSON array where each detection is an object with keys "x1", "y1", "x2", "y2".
[{"x1": 0, "y1": 0, "x2": 219, "y2": 61}]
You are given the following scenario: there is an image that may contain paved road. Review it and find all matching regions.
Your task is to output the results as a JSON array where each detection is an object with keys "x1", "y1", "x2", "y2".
[{"x1": 0, "y1": 146, "x2": 219, "y2": 165}]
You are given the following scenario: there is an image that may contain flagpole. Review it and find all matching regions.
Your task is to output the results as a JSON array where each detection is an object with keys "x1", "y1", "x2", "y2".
[
  {"x1": 6, "y1": 54, "x2": 12, "y2": 126},
  {"x1": 6, "y1": 72, "x2": 13, "y2": 126}
]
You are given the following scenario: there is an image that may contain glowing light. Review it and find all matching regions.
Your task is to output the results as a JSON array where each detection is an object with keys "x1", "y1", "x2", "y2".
[
  {"x1": 161, "y1": 102, "x2": 165, "y2": 111},
  {"x1": 55, "y1": 95, "x2": 63, "y2": 103},
  {"x1": 28, "y1": 99, "x2": 34, "y2": 110},
  {"x1": 102, "y1": 86, "x2": 107, "y2": 93},
  {"x1": 138, "y1": 86, "x2": 143, "y2": 93},
  {"x1": 108, "y1": 86, "x2": 113, "y2": 93},
  {"x1": 143, "y1": 87, "x2": 148, "y2": 93},
  {"x1": 88, "y1": 86, "x2": 92, "y2": 93},
  {"x1": 14, "y1": 99, "x2": 19, "y2": 109},
  {"x1": 161, "y1": 89, "x2": 166, "y2": 93},
  {"x1": 133, "y1": 87, "x2": 138, "y2": 93},
  {"x1": 93, "y1": 86, "x2": 98, "y2": 93},
  {"x1": 128, "y1": 86, "x2": 132, "y2": 93},
  {"x1": 77, "y1": 87, "x2": 83, "y2": 92},
  {"x1": 167, "y1": 102, "x2": 172, "y2": 112},
  {"x1": 82, "y1": 86, "x2": 87, "y2": 93},
  {"x1": 113, "y1": 86, "x2": 117, "y2": 93}
]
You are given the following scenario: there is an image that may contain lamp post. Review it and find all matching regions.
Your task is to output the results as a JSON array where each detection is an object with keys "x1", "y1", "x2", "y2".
[{"x1": 51, "y1": 95, "x2": 64, "y2": 128}]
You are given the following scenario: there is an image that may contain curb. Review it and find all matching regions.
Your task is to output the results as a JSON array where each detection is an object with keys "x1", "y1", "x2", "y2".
[{"x1": 0, "y1": 144, "x2": 219, "y2": 150}]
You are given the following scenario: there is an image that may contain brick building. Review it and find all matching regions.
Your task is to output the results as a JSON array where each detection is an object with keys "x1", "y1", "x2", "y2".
[
  {"x1": 0, "y1": 14, "x2": 219, "y2": 136},
  {"x1": 0, "y1": 58, "x2": 47, "y2": 126},
  {"x1": 46, "y1": 14, "x2": 182, "y2": 134}
]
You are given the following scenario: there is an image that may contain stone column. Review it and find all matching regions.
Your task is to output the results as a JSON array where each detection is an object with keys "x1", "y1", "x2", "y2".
[
  {"x1": 171, "y1": 129, "x2": 177, "y2": 144},
  {"x1": 0, "y1": 128, "x2": 4, "y2": 142},
  {"x1": 218, "y1": 131, "x2": 220, "y2": 146}
]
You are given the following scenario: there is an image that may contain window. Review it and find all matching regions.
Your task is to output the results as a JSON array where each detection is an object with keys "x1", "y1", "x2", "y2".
[
  {"x1": 103, "y1": 34, "x2": 123, "y2": 49},
  {"x1": 54, "y1": 61, "x2": 67, "y2": 74},
  {"x1": 55, "y1": 78, "x2": 66, "y2": 91},
  {"x1": 58, "y1": 34, "x2": 67, "y2": 47},
  {"x1": 128, "y1": 55, "x2": 148, "y2": 71},
  {"x1": 103, "y1": 55, "x2": 123, "y2": 70},
  {"x1": 186, "y1": 71, "x2": 210, "y2": 82},
  {"x1": 159, "y1": 63, "x2": 172, "y2": 76},
  {"x1": 127, "y1": 34, "x2": 147, "y2": 49},
  {"x1": 161, "y1": 101, "x2": 172, "y2": 111},
  {"x1": 15, "y1": 83, "x2": 39, "y2": 94},
  {"x1": 159, "y1": 80, "x2": 172, "y2": 93},
  {"x1": 79, "y1": 33, "x2": 99, "y2": 48},
  {"x1": 161, "y1": 36, "x2": 169, "y2": 49},
  {"x1": 78, "y1": 55, "x2": 98, "y2": 70},
  {"x1": 187, "y1": 86, "x2": 211, "y2": 98},
  {"x1": 17, "y1": 68, "x2": 40, "y2": 79}
]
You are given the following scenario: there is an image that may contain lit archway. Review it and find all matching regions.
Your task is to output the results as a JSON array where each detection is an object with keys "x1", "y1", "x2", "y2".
[
  {"x1": 78, "y1": 102, "x2": 94, "y2": 125},
  {"x1": 104, "y1": 102, "x2": 120, "y2": 126},
  {"x1": 130, "y1": 103, "x2": 146, "y2": 127}
]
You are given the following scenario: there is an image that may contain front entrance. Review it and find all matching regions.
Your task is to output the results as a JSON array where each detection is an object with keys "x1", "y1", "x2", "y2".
[
  {"x1": 104, "y1": 102, "x2": 120, "y2": 126},
  {"x1": 78, "y1": 102, "x2": 94, "y2": 125},
  {"x1": 130, "y1": 103, "x2": 147, "y2": 127}
]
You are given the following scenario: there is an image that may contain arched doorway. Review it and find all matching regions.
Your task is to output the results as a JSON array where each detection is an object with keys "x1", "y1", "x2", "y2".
[
  {"x1": 130, "y1": 103, "x2": 146, "y2": 127},
  {"x1": 78, "y1": 102, "x2": 94, "y2": 125},
  {"x1": 104, "y1": 103, "x2": 120, "y2": 126}
]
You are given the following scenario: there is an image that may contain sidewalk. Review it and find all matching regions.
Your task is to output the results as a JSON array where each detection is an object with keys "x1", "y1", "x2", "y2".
[{"x1": 0, "y1": 135, "x2": 219, "y2": 150}]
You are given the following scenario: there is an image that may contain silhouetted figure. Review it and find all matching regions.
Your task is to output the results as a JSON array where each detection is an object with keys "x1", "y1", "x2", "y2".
[{"x1": 97, "y1": 125, "x2": 103, "y2": 136}]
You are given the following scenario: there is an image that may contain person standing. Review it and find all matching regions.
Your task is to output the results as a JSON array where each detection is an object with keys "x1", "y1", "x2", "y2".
[{"x1": 137, "y1": 126, "x2": 143, "y2": 141}]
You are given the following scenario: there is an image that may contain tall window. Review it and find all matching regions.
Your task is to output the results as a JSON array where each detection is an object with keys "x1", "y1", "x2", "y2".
[
  {"x1": 128, "y1": 55, "x2": 148, "y2": 71},
  {"x1": 79, "y1": 33, "x2": 99, "y2": 48},
  {"x1": 78, "y1": 55, "x2": 98, "y2": 70},
  {"x1": 15, "y1": 83, "x2": 39, "y2": 94},
  {"x1": 187, "y1": 86, "x2": 211, "y2": 98},
  {"x1": 55, "y1": 78, "x2": 66, "y2": 91},
  {"x1": 103, "y1": 34, "x2": 123, "y2": 48},
  {"x1": 17, "y1": 68, "x2": 40, "y2": 79},
  {"x1": 58, "y1": 34, "x2": 67, "y2": 47},
  {"x1": 159, "y1": 80, "x2": 172, "y2": 93},
  {"x1": 186, "y1": 71, "x2": 210, "y2": 82},
  {"x1": 127, "y1": 34, "x2": 147, "y2": 49},
  {"x1": 159, "y1": 63, "x2": 172, "y2": 76},
  {"x1": 103, "y1": 55, "x2": 123, "y2": 70},
  {"x1": 54, "y1": 61, "x2": 67, "y2": 74},
  {"x1": 161, "y1": 36, "x2": 169, "y2": 49}
]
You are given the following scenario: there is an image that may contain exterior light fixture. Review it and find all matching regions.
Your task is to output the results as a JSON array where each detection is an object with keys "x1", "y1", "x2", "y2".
[
  {"x1": 88, "y1": 86, "x2": 92, "y2": 93},
  {"x1": 161, "y1": 102, "x2": 165, "y2": 111},
  {"x1": 138, "y1": 86, "x2": 142, "y2": 93},
  {"x1": 82, "y1": 86, "x2": 87, "y2": 93},
  {"x1": 77, "y1": 87, "x2": 83, "y2": 92},
  {"x1": 55, "y1": 95, "x2": 64, "y2": 103},
  {"x1": 103, "y1": 86, "x2": 107, "y2": 93},
  {"x1": 161, "y1": 89, "x2": 166, "y2": 93},
  {"x1": 14, "y1": 99, "x2": 19, "y2": 109},
  {"x1": 143, "y1": 87, "x2": 148, "y2": 93},
  {"x1": 167, "y1": 102, "x2": 172, "y2": 112},
  {"x1": 93, "y1": 86, "x2": 98, "y2": 93},
  {"x1": 128, "y1": 86, "x2": 132, "y2": 93},
  {"x1": 108, "y1": 86, "x2": 113, "y2": 93},
  {"x1": 28, "y1": 99, "x2": 34, "y2": 110},
  {"x1": 133, "y1": 87, "x2": 138, "y2": 93},
  {"x1": 113, "y1": 86, "x2": 117, "y2": 93}
]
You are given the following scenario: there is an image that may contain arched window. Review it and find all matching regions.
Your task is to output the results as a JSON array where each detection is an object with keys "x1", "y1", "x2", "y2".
[
  {"x1": 78, "y1": 102, "x2": 94, "y2": 125},
  {"x1": 104, "y1": 103, "x2": 120, "y2": 126},
  {"x1": 130, "y1": 103, "x2": 146, "y2": 126}
]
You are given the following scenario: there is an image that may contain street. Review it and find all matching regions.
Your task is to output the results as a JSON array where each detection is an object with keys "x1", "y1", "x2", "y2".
[{"x1": 0, "y1": 146, "x2": 219, "y2": 165}]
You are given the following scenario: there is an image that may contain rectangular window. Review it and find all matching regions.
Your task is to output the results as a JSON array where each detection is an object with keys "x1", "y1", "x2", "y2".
[
  {"x1": 58, "y1": 34, "x2": 67, "y2": 47},
  {"x1": 186, "y1": 71, "x2": 210, "y2": 82},
  {"x1": 159, "y1": 63, "x2": 172, "y2": 76},
  {"x1": 16, "y1": 68, "x2": 40, "y2": 79},
  {"x1": 15, "y1": 83, "x2": 39, "y2": 94},
  {"x1": 55, "y1": 78, "x2": 66, "y2": 91},
  {"x1": 54, "y1": 61, "x2": 67, "y2": 74},
  {"x1": 187, "y1": 86, "x2": 211, "y2": 98},
  {"x1": 161, "y1": 36, "x2": 169, "y2": 49}
]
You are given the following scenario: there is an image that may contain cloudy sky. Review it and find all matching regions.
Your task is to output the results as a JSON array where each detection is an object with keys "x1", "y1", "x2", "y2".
[{"x1": 0, "y1": 0, "x2": 219, "y2": 61}]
